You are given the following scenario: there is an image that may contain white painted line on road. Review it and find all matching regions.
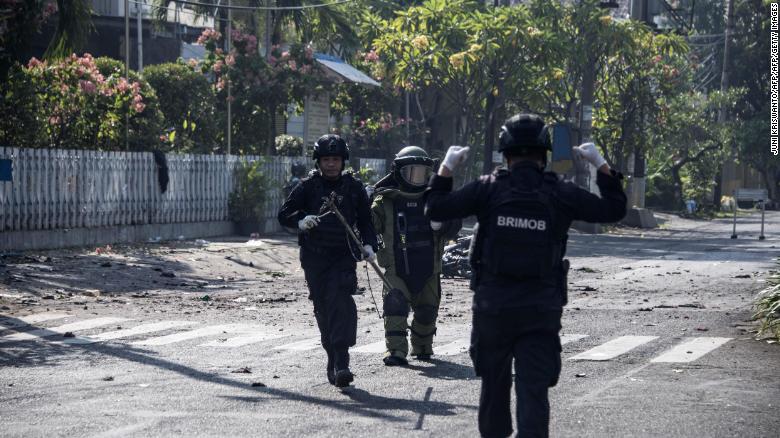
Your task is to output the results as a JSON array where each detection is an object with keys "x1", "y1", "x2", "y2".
[
  {"x1": 0, "y1": 312, "x2": 70, "y2": 330},
  {"x1": 63, "y1": 321, "x2": 198, "y2": 344},
  {"x1": 200, "y1": 329, "x2": 289, "y2": 347},
  {"x1": 1, "y1": 317, "x2": 130, "y2": 341},
  {"x1": 569, "y1": 336, "x2": 658, "y2": 361},
  {"x1": 561, "y1": 334, "x2": 588, "y2": 345},
  {"x1": 273, "y1": 337, "x2": 321, "y2": 351},
  {"x1": 131, "y1": 324, "x2": 251, "y2": 346},
  {"x1": 352, "y1": 341, "x2": 386, "y2": 354},
  {"x1": 650, "y1": 337, "x2": 732, "y2": 363},
  {"x1": 435, "y1": 339, "x2": 471, "y2": 356}
]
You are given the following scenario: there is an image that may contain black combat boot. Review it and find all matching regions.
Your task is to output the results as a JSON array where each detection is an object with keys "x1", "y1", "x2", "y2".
[
  {"x1": 334, "y1": 349, "x2": 353, "y2": 388},
  {"x1": 383, "y1": 351, "x2": 409, "y2": 366}
]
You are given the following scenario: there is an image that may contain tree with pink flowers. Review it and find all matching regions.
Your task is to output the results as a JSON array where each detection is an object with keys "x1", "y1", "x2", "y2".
[{"x1": 0, "y1": 54, "x2": 164, "y2": 150}]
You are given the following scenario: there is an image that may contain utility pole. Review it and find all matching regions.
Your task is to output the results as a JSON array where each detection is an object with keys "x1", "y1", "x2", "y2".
[
  {"x1": 714, "y1": 0, "x2": 736, "y2": 207},
  {"x1": 124, "y1": 0, "x2": 130, "y2": 151},
  {"x1": 226, "y1": 0, "x2": 232, "y2": 156},
  {"x1": 136, "y1": 0, "x2": 143, "y2": 73},
  {"x1": 482, "y1": 0, "x2": 500, "y2": 175},
  {"x1": 628, "y1": 0, "x2": 649, "y2": 209}
]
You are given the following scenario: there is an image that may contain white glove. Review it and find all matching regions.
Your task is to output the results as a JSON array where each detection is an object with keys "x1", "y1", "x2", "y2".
[
  {"x1": 297, "y1": 215, "x2": 320, "y2": 231},
  {"x1": 430, "y1": 221, "x2": 442, "y2": 231},
  {"x1": 365, "y1": 185, "x2": 375, "y2": 198},
  {"x1": 574, "y1": 142, "x2": 607, "y2": 169},
  {"x1": 442, "y1": 146, "x2": 470, "y2": 172},
  {"x1": 362, "y1": 244, "x2": 376, "y2": 263}
]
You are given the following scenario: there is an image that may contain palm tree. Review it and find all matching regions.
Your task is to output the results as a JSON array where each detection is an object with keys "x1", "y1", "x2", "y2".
[
  {"x1": 44, "y1": 0, "x2": 94, "y2": 59},
  {"x1": 0, "y1": 0, "x2": 93, "y2": 76}
]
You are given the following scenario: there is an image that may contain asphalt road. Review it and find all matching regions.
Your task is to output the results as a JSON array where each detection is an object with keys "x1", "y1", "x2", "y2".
[{"x1": 1, "y1": 211, "x2": 778, "y2": 437}]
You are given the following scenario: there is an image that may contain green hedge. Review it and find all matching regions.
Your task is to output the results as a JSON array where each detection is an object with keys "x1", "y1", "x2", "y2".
[
  {"x1": 143, "y1": 62, "x2": 219, "y2": 153},
  {"x1": 0, "y1": 54, "x2": 163, "y2": 151}
]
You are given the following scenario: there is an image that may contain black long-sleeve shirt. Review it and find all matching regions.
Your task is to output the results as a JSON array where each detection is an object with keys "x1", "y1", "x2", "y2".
[
  {"x1": 278, "y1": 173, "x2": 378, "y2": 253},
  {"x1": 425, "y1": 162, "x2": 627, "y2": 312}
]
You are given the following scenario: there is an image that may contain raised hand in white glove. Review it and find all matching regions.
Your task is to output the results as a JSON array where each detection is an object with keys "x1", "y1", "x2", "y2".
[
  {"x1": 574, "y1": 142, "x2": 607, "y2": 169},
  {"x1": 362, "y1": 244, "x2": 376, "y2": 263},
  {"x1": 430, "y1": 221, "x2": 442, "y2": 231},
  {"x1": 442, "y1": 146, "x2": 470, "y2": 172},
  {"x1": 297, "y1": 214, "x2": 320, "y2": 231}
]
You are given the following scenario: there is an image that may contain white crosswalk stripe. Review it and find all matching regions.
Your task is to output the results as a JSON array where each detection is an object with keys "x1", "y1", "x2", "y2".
[
  {"x1": 131, "y1": 324, "x2": 253, "y2": 346},
  {"x1": 200, "y1": 329, "x2": 290, "y2": 347},
  {"x1": 352, "y1": 340, "x2": 386, "y2": 354},
  {"x1": 273, "y1": 337, "x2": 321, "y2": 351},
  {"x1": 435, "y1": 339, "x2": 471, "y2": 356},
  {"x1": 569, "y1": 335, "x2": 659, "y2": 361},
  {"x1": 0, "y1": 312, "x2": 71, "y2": 330},
  {"x1": 0, "y1": 313, "x2": 736, "y2": 364},
  {"x1": 63, "y1": 321, "x2": 199, "y2": 345},
  {"x1": 561, "y1": 334, "x2": 588, "y2": 345},
  {"x1": 650, "y1": 337, "x2": 732, "y2": 363},
  {"x1": 1, "y1": 317, "x2": 130, "y2": 341}
]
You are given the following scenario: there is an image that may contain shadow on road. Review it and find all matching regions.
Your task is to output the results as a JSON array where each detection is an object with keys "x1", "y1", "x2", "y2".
[
  {"x1": 406, "y1": 358, "x2": 478, "y2": 381},
  {"x1": 0, "y1": 314, "x2": 475, "y2": 423}
]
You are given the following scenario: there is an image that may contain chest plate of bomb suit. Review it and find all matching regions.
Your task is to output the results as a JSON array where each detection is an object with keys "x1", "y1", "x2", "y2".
[{"x1": 392, "y1": 197, "x2": 434, "y2": 294}]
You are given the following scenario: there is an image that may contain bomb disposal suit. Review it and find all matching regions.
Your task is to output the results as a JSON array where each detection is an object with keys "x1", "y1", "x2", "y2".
[
  {"x1": 425, "y1": 114, "x2": 627, "y2": 437},
  {"x1": 371, "y1": 146, "x2": 461, "y2": 366},
  {"x1": 277, "y1": 134, "x2": 378, "y2": 388}
]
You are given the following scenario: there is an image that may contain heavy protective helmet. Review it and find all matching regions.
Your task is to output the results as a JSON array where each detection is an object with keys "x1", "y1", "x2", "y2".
[
  {"x1": 312, "y1": 134, "x2": 350, "y2": 161},
  {"x1": 392, "y1": 146, "x2": 434, "y2": 193},
  {"x1": 498, "y1": 113, "x2": 551, "y2": 155}
]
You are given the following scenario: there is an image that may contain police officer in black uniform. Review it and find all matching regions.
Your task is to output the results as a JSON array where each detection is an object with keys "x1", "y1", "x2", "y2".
[
  {"x1": 425, "y1": 114, "x2": 627, "y2": 437},
  {"x1": 277, "y1": 134, "x2": 378, "y2": 388}
]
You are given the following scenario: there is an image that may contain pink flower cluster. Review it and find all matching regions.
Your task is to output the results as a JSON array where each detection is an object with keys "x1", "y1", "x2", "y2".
[
  {"x1": 363, "y1": 50, "x2": 379, "y2": 63},
  {"x1": 231, "y1": 29, "x2": 257, "y2": 54},
  {"x1": 197, "y1": 28, "x2": 221, "y2": 45},
  {"x1": 26, "y1": 53, "x2": 149, "y2": 123}
]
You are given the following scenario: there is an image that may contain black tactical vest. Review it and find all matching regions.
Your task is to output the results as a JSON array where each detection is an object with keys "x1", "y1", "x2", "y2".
[
  {"x1": 300, "y1": 174, "x2": 360, "y2": 253},
  {"x1": 392, "y1": 196, "x2": 434, "y2": 294},
  {"x1": 478, "y1": 173, "x2": 563, "y2": 280}
]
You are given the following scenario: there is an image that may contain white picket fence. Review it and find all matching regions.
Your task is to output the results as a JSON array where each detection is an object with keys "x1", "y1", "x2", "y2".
[{"x1": 0, "y1": 147, "x2": 386, "y2": 234}]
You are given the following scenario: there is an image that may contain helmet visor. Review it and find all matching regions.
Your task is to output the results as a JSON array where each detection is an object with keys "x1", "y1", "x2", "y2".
[{"x1": 399, "y1": 164, "x2": 433, "y2": 187}]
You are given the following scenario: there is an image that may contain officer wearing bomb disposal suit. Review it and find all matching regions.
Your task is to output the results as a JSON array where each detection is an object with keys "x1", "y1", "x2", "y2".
[
  {"x1": 426, "y1": 114, "x2": 627, "y2": 437},
  {"x1": 277, "y1": 134, "x2": 378, "y2": 388},
  {"x1": 370, "y1": 146, "x2": 461, "y2": 366}
]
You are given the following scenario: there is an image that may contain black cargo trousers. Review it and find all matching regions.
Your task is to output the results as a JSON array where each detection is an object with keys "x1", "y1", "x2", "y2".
[
  {"x1": 470, "y1": 309, "x2": 562, "y2": 438},
  {"x1": 300, "y1": 246, "x2": 358, "y2": 371}
]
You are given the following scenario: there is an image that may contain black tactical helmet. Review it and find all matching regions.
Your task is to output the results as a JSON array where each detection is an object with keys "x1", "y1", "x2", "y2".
[
  {"x1": 498, "y1": 113, "x2": 551, "y2": 154},
  {"x1": 392, "y1": 146, "x2": 434, "y2": 193},
  {"x1": 312, "y1": 134, "x2": 350, "y2": 161}
]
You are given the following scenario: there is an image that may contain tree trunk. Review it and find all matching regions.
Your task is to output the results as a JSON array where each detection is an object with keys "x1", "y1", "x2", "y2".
[
  {"x1": 671, "y1": 166, "x2": 684, "y2": 211},
  {"x1": 482, "y1": 90, "x2": 496, "y2": 175}
]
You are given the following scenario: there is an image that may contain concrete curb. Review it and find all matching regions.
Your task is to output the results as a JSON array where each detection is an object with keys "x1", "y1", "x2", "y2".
[{"x1": 0, "y1": 221, "x2": 236, "y2": 251}]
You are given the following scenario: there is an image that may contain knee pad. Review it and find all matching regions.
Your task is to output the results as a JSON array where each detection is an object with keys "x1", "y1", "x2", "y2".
[
  {"x1": 383, "y1": 288, "x2": 409, "y2": 317},
  {"x1": 413, "y1": 304, "x2": 438, "y2": 326}
]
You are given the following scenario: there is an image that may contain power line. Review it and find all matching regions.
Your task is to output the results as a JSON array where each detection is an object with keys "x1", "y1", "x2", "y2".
[{"x1": 146, "y1": 0, "x2": 356, "y2": 11}]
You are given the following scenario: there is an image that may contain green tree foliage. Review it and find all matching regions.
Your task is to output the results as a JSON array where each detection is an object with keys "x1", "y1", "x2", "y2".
[
  {"x1": 730, "y1": 0, "x2": 779, "y2": 203},
  {"x1": 646, "y1": 90, "x2": 741, "y2": 210},
  {"x1": 274, "y1": 134, "x2": 304, "y2": 156},
  {"x1": 143, "y1": 62, "x2": 219, "y2": 153},
  {"x1": 372, "y1": 0, "x2": 542, "y2": 168}
]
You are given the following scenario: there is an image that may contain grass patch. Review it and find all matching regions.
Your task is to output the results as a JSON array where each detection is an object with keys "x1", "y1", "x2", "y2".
[{"x1": 753, "y1": 260, "x2": 780, "y2": 343}]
